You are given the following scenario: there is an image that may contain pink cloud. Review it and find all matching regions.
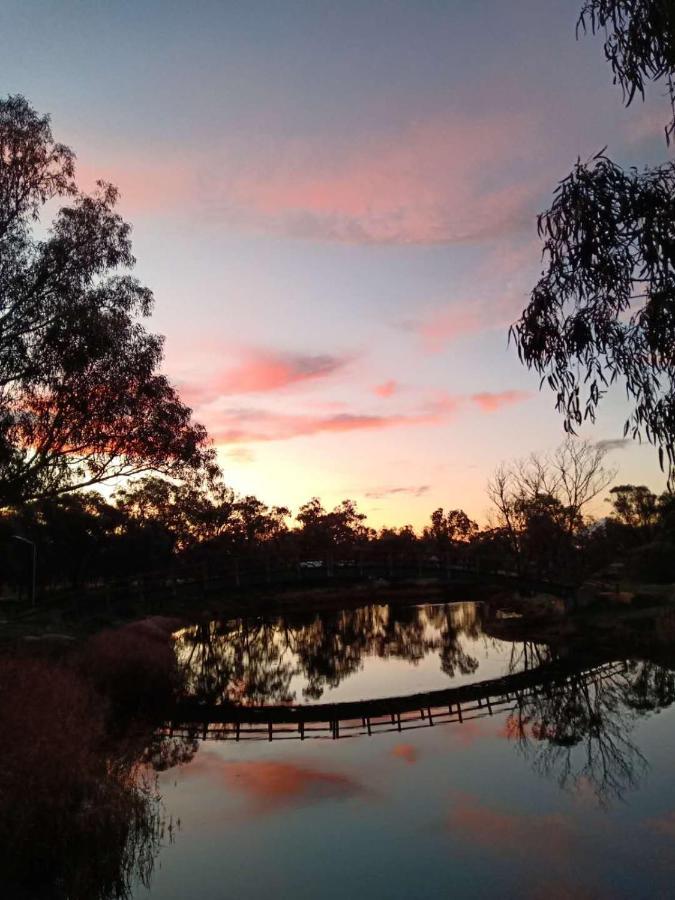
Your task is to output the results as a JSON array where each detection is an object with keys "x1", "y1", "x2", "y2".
[
  {"x1": 210, "y1": 115, "x2": 539, "y2": 245},
  {"x1": 413, "y1": 239, "x2": 541, "y2": 350},
  {"x1": 180, "y1": 349, "x2": 350, "y2": 405},
  {"x1": 204, "y1": 387, "x2": 528, "y2": 445},
  {"x1": 225, "y1": 446, "x2": 255, "y2": 464},
  {"x1": 76, "y1": 158, "x2": 193, "y2": 215},
  {"x1": 643, "y1": 811, "x2": 675, "y2": 839},
  {"x1": 471, "y1": 390, "x2": 531, "y2": 412},
  {"x1": 374, "y1": 380, "x2": 399, "y2": 398},
  {"x1": 418, "y1": 307, "x2": 486, "y2": 350},
  {"x1": 82, "y1": 111, "x2": 542, "y2": 246},
  {"x1": 208, "y1": 407, "x2": 440, "y2": 444},
  {"x1": 625, "y1": 107, "x2": 671, "y2": 144}
]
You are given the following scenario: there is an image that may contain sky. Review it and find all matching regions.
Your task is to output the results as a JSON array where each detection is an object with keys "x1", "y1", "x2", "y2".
[{"x1": 2, "y1": 0, "x2": 673, "y2": 528}]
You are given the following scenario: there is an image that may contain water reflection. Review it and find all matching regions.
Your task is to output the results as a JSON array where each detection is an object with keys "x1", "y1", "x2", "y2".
[
  {"x1": 173, "y1": 601, "x2": 552, "y2": 706},
  {"x1": 5, "y1": 602, "x2": 675, "y2": 900},
  {"x1": 503, "y1": 660, "x2": 675, "y2": 805},
  {"x1": 169, "y1": 601, "x2": 675, "y2": 812}
]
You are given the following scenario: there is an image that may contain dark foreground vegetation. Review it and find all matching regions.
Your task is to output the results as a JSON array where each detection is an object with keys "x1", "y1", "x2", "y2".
[{"x1": 0, "y1": 620, "x2": 195, "y2": 900}]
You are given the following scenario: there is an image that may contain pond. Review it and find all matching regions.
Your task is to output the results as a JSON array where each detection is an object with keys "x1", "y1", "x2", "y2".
[{"x1": 134, "y1": 599, "x2": 675, "y2": 900}]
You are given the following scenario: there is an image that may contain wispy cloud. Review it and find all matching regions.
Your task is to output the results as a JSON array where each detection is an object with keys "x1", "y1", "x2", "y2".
[
  {"x1": 595, "y1": 438, "x2": 632, "y2": 453},
  {"x1": 471, "y1": 390, "x2": 531, "y2": 412},
  {"x1": 180, "y1": 348, "x2": 351, "y2": 405},
  {"x1": 624, "y1": 107, "x2": 671, "y2": 144},
  {"x1": 373, "y1": 380, "x2": 399, "y2": 398},
  {"x1": 86, "y1": 111, "x2": 543, "y2": 246},
  {"x1": 446, "y1": 791, "x2": 575, "y2": 861},
  {"x1": 643, "y1": 811, "x2": 675, "y2": 839},
  {"x1": 412, "y1": 239, "x2": 541, "y2": 350},
  {"x1": 417, "y1": 308, "x2": 487, "y2": 350},
  {"x1": 224, "y1": 446, "x2": 256, "y2": 464},
  {"x1": 205, "y1": 114, "x2": 539, "y2": 245},
  {"x1": 365, "y1": 485, "x2": 430, "y2": 499},
  {"x1": 208, "y1": 408, "x2": 438, "y2": 444},
  {"x1": 205, "y1": 388, "x2": 530, "y2": 445}
]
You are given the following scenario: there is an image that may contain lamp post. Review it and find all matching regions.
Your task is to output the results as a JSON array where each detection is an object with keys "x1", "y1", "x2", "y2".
[{"x1": 11, "y1": 535, "x2": 37, "y2": 607}]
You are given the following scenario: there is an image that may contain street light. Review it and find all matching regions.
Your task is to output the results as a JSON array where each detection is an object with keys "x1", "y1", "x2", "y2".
[{"x1": 11, "y1": 535, "x2": 37, "y2": 607}]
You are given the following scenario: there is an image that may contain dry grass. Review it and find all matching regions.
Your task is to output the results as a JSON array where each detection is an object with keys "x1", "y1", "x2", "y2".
[{"x1": 0, "y1": 621, "x2": 180, "y2": 899}]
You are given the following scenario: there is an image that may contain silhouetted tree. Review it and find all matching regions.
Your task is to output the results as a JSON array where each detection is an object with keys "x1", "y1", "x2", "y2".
[
  {"x1": 114, "y1": 476, "x2": 236, "y2": 552},
  {"x1": 488, "y1": 439, "x2": 612, "y2": 577},
  {"x1": 425, "y1": 508, "x2": 478, "y2": 546},
  {"x1": 174, "y1": 601, "x2": 485, "y2": 705},
  {"x1": 295, "y1": 497, "x2": 372, "y2": 560},
  {"x1": 512, "y1": 3, "x2": 675, "y2": 482},
  {"x1": 608, "y1": 483, "x2": 659, "y2": 530},
  {"x1": 578, "y1": 0, "x2": 675, "y2": 141},
  {"x1": 0, "y1": 95, "x2": 212, "y2": 507}
]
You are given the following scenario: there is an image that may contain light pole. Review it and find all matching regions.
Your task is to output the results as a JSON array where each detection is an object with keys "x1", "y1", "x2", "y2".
[{"x1": 11, "y1": 535, "x2": 37, "y2": 607}]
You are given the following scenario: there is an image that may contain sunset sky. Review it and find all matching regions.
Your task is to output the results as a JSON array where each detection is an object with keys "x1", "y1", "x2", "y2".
[{"x1": 2, "y1": 0, "x2": 672, "y2": 527}]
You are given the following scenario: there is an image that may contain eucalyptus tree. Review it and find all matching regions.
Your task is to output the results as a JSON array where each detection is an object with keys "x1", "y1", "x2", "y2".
[
  {"x1": 511, "y1": 1, "x2": 675, "y2": 482},
  {"x1": 0, "y1": 95, "x2": 213, "y2": 507}
]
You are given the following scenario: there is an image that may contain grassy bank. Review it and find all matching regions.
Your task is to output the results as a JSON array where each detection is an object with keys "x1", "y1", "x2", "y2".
[{"x1": 0, "y1": 617, "x2": 186, "y2": 900}]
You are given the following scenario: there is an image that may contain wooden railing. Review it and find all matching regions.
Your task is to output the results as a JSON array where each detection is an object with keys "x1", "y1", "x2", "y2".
[{"x1": 161, "y1": 659, "x2": 625, "y2": 743}]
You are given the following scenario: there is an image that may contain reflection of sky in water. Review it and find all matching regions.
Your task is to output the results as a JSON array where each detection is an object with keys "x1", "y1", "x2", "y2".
[
  {"x1": 137, "y1": 698, "x2": 675, "y2": 900},
  {"x1": 174, "y1": 601, "x2": 545, "y2": 706},
  {"x1": 143, "y1": 603, "x2": 675, "y2": 898},
  {"x1": 285, "y1": 604, "x2": 522, "y2": 703}
]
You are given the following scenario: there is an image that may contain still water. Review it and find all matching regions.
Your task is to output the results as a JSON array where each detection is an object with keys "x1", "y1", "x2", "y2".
[{"x1": 135, "y1": 600, "x2": 675, "y2": 899}]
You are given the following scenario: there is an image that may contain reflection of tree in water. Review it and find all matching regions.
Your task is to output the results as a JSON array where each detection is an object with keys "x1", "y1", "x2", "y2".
[
  {"x1": 174, "y1": 601, "x2": 549, "y2": 704},
  {"x1": 506, "y1": 640, "x2": 554, "y2": 676},
  {"x1": 0, "y1": 657, "x2": 195, "y2": 900},
  {"x1": 503, "y1": 661, "x2": 675, "y2": 806}
]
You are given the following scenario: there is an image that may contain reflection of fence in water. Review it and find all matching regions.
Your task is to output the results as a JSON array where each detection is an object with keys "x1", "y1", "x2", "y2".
[{"x1": 162, "y1": 660, "x2": 625, "y2": 743}]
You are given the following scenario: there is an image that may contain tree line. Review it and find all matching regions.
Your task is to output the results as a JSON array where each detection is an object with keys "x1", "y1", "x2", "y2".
[{"x1": 3, "y1": 437, "x2": 675, "y2": 597}]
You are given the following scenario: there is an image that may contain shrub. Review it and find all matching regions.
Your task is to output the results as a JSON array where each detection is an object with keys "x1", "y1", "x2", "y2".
[
  {"x1": 0, "y1": 653, "x2": 163, "y2": 899},
  {"x1": 78, "y1": 618, "x2": 180, "y2": 723}
]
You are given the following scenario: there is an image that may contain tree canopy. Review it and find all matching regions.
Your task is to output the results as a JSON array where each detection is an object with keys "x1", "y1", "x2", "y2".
[
  {"x1": 512, "y1": 1, "x2": 675, "y2": 483},
  {"x1": 0, "y1": 95, "x2": 213, "y2": 506},
  {"x1": 578, "y1": 0, "x2": 675, "y2": 142}
]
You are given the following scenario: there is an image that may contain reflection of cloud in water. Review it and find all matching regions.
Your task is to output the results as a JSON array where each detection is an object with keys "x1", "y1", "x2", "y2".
[
  {"x1": 183, "y1": 751, "x2": 367, "y2": 813},
  {"x1": 446, "y1": 790, "x2": 575, "y2": 861},
  {"x1": 526, "y1": 880, "x2": 612, "y2": 900},
  {"x1": 643, "y1": 811, "x2": 675, "y2": 839},
  {"x1": 391, "y1": 743, "x2": 418, "y2": 764},
  {"x1": 446, "y1": 718, "x2": 496, "y2": 748}
]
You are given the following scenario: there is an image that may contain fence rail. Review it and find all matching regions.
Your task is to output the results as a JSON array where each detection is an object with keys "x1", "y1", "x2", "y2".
[
  {"x1": 161, "y1": 660, "x2": 625, "y2": 744},
  {"x1": 27, "y1": 556, "x2": 575, "y2": 617}
]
